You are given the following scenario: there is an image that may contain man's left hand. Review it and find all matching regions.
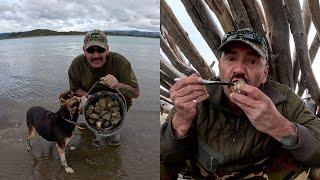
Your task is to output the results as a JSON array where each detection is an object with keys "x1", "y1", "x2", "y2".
[
  {"x1": 229, "y1": 84, "x2": 297, "y2": 143},
  {"x1": 100, "y1": 74, "x2": 119, "y2": 89}
]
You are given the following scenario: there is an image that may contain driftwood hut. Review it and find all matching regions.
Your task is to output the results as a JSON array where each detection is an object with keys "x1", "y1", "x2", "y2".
[
  {"x1": 160, "y1": 0, "x2": 320, "y2": 178},
  {"x1": 160, "y1": 0, "x2": 320, "y2": 116}
]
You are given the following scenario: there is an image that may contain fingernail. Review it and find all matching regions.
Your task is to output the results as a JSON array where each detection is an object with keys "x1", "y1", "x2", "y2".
[
  {"x1": 198, "y1": 78, "x2": 202, "y2": 82},
  {"x1": 192, "y1": 99, "x2": 197, "y2": 103},
  {"x1": 230, "y1": 92, "x2": 234, "y2": 98},
  {"x1": 207, "y1": 94, "x2": 209, "y2": 97}
]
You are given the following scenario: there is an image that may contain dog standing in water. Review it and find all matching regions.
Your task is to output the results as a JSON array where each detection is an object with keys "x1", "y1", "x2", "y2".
[{"x1": 25, "y1": 90, "x2": 81, "y2": 173}]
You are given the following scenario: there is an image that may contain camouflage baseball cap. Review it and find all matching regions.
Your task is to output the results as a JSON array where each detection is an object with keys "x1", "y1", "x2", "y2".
[
  {"x1": 83, "y1": 29, "x2": 108, "y2": 49},
  {"x1": 218, "y1": 28, "x2": 268, "y2": 59}
]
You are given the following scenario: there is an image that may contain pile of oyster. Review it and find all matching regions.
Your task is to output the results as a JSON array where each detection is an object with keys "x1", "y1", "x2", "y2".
[{"x1": 85, "y1": 96, "x2": 122, "y2": 131}]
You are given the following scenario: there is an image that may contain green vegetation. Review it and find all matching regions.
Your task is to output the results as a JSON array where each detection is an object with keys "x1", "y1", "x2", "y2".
[{"x1": 0, "y1": 29, "x2": 160, "y2": 40}]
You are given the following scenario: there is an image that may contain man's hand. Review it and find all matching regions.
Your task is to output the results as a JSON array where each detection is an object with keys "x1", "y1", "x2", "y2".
[
  {"x1": 100, "y1": 74, "x2": 119, "y2": 89},
  {"x1": 230, "y1": 84, "x2": 298, "y2": 146},
  {"x1": 170, "y1": 74, "x2": 209, "y2": 137}
]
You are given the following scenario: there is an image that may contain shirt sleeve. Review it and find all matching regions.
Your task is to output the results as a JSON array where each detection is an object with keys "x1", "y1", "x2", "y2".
[
  {"x1": 160, "y1": 109, "x2": 197, "y2": 164},
  {"x1": 284, "y1": 90, "x2": 320, "y2": 166}
]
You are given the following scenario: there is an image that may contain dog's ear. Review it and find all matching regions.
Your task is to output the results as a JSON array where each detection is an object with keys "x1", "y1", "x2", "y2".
[{"x1": 59, "y1": 90, "x2": 73, "y2": 105}]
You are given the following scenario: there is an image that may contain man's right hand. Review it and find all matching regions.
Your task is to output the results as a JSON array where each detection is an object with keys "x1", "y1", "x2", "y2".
[{"x1": 170, "y1": 74, "x2": 209, "y2": 137}]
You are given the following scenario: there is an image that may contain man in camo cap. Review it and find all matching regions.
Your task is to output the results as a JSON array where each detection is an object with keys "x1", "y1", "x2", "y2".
[
  {"x1": 68, "y1": 29, "x2": 140, "y2": 146},
  {"x1": 161, "y1": 28, "x2": 320, "y2": 179}
]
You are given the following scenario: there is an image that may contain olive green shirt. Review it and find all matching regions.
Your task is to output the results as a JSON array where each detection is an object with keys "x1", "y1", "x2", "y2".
[{"x1": 68, "y1": 52, "x2": 138, "y2": 107}]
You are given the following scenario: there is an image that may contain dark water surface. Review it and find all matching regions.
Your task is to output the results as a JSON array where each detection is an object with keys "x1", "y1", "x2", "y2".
[{"x1": 0, "y1": 35, "x2": 159, "y2": 179}]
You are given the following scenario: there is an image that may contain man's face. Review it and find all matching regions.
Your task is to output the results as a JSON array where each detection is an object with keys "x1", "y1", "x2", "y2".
[
  {"x1": 218, "y1": 42, "x2": 269, "y2": 97},
  {"x1": 83, "y1": 45, "x2": 109, "y2": 69}
]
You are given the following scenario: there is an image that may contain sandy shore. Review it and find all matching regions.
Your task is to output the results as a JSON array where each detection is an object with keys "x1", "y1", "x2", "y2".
[{"x1": 0, "y1": 109, "x2": 159, "y2": 179}]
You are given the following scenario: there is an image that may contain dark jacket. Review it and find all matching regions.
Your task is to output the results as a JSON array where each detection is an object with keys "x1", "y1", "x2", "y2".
[{"x1": 161, "y1": 80, "x2": 320, "y2": 173}]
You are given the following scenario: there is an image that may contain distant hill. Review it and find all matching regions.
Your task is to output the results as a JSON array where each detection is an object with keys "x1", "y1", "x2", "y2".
[
  {"x1": 105, "y1": 30, "x2": 159, "y2": 38},
  {"x1": 0, "y1": 29, "x2": 160, "y2": 40}
]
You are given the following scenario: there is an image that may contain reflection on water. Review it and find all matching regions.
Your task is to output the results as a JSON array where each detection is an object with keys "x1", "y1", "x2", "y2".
[{"x1": 0, "y1": 36, "x2": 159, "y2": 179}]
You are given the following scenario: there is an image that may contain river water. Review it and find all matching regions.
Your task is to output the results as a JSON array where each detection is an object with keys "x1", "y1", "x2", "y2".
[{"x1": 0, "y1": 35, "x2": 159, "y2": 179}]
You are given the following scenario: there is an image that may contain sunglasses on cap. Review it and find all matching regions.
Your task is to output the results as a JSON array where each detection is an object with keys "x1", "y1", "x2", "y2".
[
  {"x1": 86, "y1": 46, "x2": 106, "y2": 54},
  {"x1": 221, "y1": 29, "x2": 267, "y2": 45}
]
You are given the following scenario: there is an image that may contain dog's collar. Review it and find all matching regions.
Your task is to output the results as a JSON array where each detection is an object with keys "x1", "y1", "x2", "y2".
[
  {"x1": 61, "y1": 115, "x2": 80, "y2": 126},
  {"x1": 58, "y1": 110, "x2": 80, "y2": 126}
]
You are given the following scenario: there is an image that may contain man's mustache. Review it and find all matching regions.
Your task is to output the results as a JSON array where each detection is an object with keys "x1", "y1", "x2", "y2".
[{"x1": 228, "y1": 75, "x2": 248, "y2": 84}]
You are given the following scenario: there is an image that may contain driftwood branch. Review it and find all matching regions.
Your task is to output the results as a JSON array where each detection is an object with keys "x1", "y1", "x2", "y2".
[
  {"x1": 293, "y1": 0, "x2": 311, "y2": 87},
  {"x1": 160, "y1": 95, "x2": 173, "y2": 105},
  {"x1": 160, "y1": 70, "x2": 174, "y2": 86},
  {"x1": 310, "y1": 35, "x2": 320, "y2": 61},
  {"x1": 227, "y1": 0, "x2": 252, "y2": 28},
  {"x1": 161, "y1": 78, "x2": 172, "y2": 91},
  {"x1": 254, "y1": 0, "x2": 267, "y2": 30},
  {"x1": 161, "y1": 27, "x2": 188, "y2": 66},
  {"x1": 241, "y1": 0, "x2": 265, "y2": 35},
  {"x1": 161, "y1": 0, "x2": 215, "y2": 79},
  {"x1": 160, "y1": 56, "x2": 185, "y2": 80},
  {"x1": 262, "y1": 0, "x2": 293, "y2": 88},
  {"x1": 205, "y1": 0, "x2": 237, "y2": 32},
  {"x1": 181, "y1": 0, "x2": 222, "y2": 60},
  {"x1": 308, "y1": 0, "x2": 320, "y2": 37},
  {"x1": 161, "y1": 35, "x2": 195, "y2": 76},
  {"x1": 284, "y1": 0, "x2": 320, "y2": 105},
  {"x1": 296, "y1": 34, "x2": 320, "y2": 95},
  {"x1": 160, "y1": 88, "x2": 170, "y2": 99}
]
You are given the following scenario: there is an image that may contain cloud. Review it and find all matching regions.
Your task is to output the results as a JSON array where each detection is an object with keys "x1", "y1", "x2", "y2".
[{"x1": 0, "y1": 0, "x2": 159, "y2": 32}]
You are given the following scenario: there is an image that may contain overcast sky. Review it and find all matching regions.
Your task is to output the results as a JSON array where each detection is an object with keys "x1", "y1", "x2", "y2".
[{"x1": 0, "y1": 0, "x2": 159, "y2": 33}]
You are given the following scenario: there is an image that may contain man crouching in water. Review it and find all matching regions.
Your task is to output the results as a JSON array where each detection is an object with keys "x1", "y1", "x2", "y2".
[{"x1": 68, "y1": 29, "x2": 139, "y2": 146}]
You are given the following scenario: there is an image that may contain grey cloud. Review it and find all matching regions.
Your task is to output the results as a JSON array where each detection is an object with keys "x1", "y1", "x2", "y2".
[{"x1": 0, "y1": 0, "x2": 159, "y2": 32}]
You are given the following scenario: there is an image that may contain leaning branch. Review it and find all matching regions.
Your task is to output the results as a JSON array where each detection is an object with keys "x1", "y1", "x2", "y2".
[
  {"x1": 205, "y1": 0, "x2": 237, "y2": 32},
  {"x1": 181, "y1": 0, "x2": 222, "y2": 59},
  {"x1": 161, "y1": 0, "x2": 215, "y2": 79},
  {"x1": 284, "y1": 0, "x2": 320, "y2": 105},
  {"x1": 227, "y1": 0, "x2": 252, "y2": 28},
  {"x1": 262, "y1": 0, "x2": 293, "y2": 88},
  {"x1": 161, "y1": 35, "x2": 195, "y2": 76}
]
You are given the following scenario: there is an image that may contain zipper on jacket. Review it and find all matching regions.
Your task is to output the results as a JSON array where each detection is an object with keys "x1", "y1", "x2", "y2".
[{"x1": 230, "y1": 117, "x2": 241, "y2": 161}]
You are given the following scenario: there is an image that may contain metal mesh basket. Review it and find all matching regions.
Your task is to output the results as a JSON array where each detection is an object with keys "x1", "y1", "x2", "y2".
[{"x1": 83, "y1": 91, "x2": 127, "y2": 137}]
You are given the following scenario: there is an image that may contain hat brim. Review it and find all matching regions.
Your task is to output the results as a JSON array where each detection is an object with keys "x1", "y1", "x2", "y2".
[
  {"x1": 84, "y1": 41, "x2": 107, "y2": 49},
  {"x1": 218, "y1": 39, "x2": 267, "y2": 58}
]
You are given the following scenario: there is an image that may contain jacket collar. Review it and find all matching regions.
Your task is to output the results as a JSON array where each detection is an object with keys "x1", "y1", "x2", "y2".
[{"x1": 208, "y1": 80, "x2": 286, "y2": 113}]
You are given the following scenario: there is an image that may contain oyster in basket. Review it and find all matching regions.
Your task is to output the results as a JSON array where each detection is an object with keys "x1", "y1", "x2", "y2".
[{"x1": 85, "y1": 95, "x2": 122, "y2": 132}]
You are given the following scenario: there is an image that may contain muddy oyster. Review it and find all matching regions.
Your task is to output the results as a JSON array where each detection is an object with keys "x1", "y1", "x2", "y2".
[{"x1": 85, "y1": 96, "x2": 122, "y2": 132}]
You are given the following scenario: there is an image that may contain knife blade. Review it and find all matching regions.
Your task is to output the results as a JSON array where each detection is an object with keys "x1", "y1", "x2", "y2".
[{"x1": 174, "y1": 78, "x2": 234, "y2": 86}]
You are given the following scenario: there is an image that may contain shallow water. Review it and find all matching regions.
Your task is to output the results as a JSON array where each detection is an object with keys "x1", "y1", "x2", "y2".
[{"x1": 0, "y1": 35, "x2": 159, "y2": 179}]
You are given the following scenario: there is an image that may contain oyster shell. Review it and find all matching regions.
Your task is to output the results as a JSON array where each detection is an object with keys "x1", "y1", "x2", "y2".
[
  {"x1": 95, "y1": 121, "x2": 102, "y2": 130},
  {"x1": 102, "y1": 113, "x2": 111, "y2": 121},
  {"x1": 96, "y1": 98, "x2": 108, "y2": 110},
  {"x1": 88, "y1": 118, "x2": 95, "y2": 124},
  {"x1": 102, "y1": 120, "x2": 111, "y2": 129},
  {"x1": 89, "y1": 113, "x2": 99, "y2": 119}
]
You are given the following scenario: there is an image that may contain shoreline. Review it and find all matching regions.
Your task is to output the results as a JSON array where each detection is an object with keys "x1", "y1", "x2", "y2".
[
  {"x1": 0, "y1": 110, "x2": 159, "y2": 179},
  {"x1": 0, "y1": 34, "x2": 160, "y2": 41}
]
